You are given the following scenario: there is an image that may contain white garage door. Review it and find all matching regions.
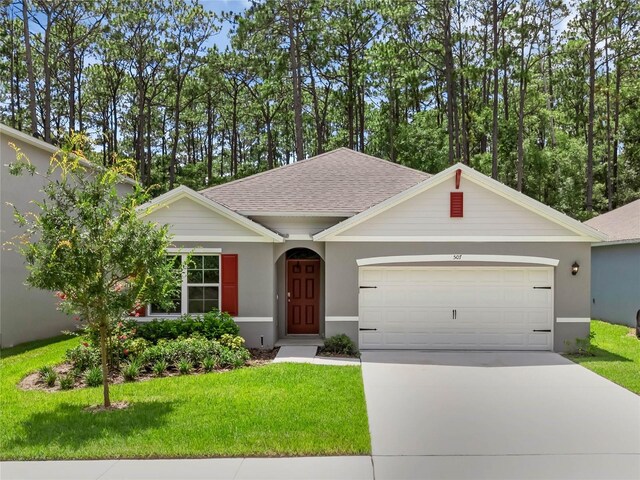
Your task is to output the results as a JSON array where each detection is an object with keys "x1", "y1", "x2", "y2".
[{"x1": 359, "y1": 266, "x2": 553, "y2": 350}]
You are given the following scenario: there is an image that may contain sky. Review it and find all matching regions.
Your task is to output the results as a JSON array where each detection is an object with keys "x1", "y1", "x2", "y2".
[{"x1": 201, "y1": 0, "x2": 250, "y2": 49}]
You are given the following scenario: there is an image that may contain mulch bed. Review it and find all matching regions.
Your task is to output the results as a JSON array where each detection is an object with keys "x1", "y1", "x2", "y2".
[{"x1": 19, "y1": 348, "x2": 280, "y2": 393}]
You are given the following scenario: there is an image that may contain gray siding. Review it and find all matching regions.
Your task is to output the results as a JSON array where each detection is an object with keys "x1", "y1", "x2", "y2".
[
  {"x1": 0, "y1": 132, "x2": 133, "y2": 347},
  {"x1": 324, "y1": 242, "x2": 591, "y2": 352},
  {"x1": 145, "y1": 197, "x2": 261, "y2": 238},
  {"x1": 591, "y1": 243, "x2": 640, "y2": 327},
  {"x1": 336, "y1": 178, "x2": 576, "y2": 238}
]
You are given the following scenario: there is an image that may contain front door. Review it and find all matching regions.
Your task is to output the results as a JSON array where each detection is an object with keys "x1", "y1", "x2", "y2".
[{"x1": 287, "y1": 259, "x2": 320, "y2": 334}]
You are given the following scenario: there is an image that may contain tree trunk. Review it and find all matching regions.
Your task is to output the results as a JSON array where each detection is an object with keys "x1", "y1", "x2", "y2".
[
  {"x1": 69, "y1": 45, "x2": 76, "y2": 132},
  {"x1": 585, "y1": 4, "x2": 597, "y2": 214},
  {"x1": 491, "y1": 0, "x2": 499, "y2": 179},
  {"x1": 442, "y1": 0, "x2": 457, "y2": 165},
  {"x1": 286, "y1": 1, "x2": 304, "y2": 161},
  {"x1": 22, "y1": 0, "x2": 37, "y2": 136},
  {"x1": 99, "y1": 322, "x2": 111, "y2": 408}
]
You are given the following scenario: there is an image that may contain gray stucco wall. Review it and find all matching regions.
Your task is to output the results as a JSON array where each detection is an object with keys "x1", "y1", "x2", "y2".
[
  {"x1": 324, "y1": 242, "x2": 592, "y2": 352},
  {"x1": 591, "y1": 243, "x2": 640, "y2": 327},
  {"x1": 0, "y1": 133, "x2": 133, "y2": 347}
]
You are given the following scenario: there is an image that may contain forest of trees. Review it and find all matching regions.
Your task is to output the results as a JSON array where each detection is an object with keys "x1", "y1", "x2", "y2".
[{"x1": 1, "y1": 0, "x2": 639, "y2": 220}]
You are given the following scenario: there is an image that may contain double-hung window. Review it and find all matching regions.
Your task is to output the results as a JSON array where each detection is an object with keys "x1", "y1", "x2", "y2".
[{"x1": 148, "y1": 253, "x2": 220, "y2": 316}]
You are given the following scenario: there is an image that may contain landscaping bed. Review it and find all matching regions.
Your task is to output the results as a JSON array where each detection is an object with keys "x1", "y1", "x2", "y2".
[
  {"x1": 24, "y1": 312, "x2": 263, "y2": 392},
  {"x1": 0, "y1": 336, "x2": 370, "y2": 459},
  {"x1": 565, "y1": 320, "x2": 640, "y2": 394}
]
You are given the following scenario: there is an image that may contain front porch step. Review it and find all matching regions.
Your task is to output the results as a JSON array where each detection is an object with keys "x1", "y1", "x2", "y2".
[{"x1": 275, "y1": 336, "x2": 324, "y2": 347}]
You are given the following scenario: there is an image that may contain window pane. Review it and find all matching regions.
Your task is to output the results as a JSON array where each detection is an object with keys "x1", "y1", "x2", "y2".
[
  {"x1": 187, "y1": 269, "x2": 203, "y2": 284},
  {"x1": 188, "y1": 286, "x2": 204, "y2": 300},
  {"x1": 150, "y1": 298, "x2": 181, "y2": 315},
  {"x1": 203, "y1": 256, "x2": 219, "y2": 269},
  {"x1": 204, "y1": 299, "x2": 218, "y2": 312},
  {"x1": 204, "y1": 286, "x2": 218, "y2": 299},
  {"x1": 203, "y1": 269, "x2": 219, "y2": 283},
  {"x1": 188, "y1": 300, "x2": 204, "y2": 314}
]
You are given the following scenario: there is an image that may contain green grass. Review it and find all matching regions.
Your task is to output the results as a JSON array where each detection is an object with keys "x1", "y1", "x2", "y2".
[
  {"x1": 566, "y1": 320, "x2": 640, "y2": 394},
  {"x1": 0, "y1": 336, "x2": 370, "y2": 460}
]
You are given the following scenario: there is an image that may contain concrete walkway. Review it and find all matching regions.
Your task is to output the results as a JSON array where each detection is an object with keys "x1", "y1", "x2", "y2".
[{"x1": 273, "y1": 346, "x2": 360, "y2": 366}]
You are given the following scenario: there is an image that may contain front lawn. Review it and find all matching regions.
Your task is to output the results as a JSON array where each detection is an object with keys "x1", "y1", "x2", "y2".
[
  {"x1": 0, "y1": 336, "x2": 370, "y2": 460},
  {"x1": 566, "y1": 320, "x2": 640, "y2": 394}
]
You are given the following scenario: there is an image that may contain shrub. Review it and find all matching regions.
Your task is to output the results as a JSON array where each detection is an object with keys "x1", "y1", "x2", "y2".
[
  {"x1": 65, "y1": 344, "x2": 100, "y2": 372},
  {"x1": 59, "y1": 374, "x2": 75, "y2": 390},
  {"x1": 140, "y1": 336, "x2": 224, "y2": 366},
  {"x1": 85, "y1": 367, "x2": 103, "y2": 387},
  {"x1": 39, "y1": 366, "x2": 57, "y2": 387},
  {"x1": 219, "y1": 334, "x2": 245, "y2": 350},
  {"x1": 178, "y1": 359, "x2": 193, "y2": 375},
  {"x1": 135, "y1": 310, "x2": 239, "y2": 342},
  {"x1": 219, "y1": 348, "x2": 250, "y2": 369},
  {"x1": 202, "y1": 356, "x2": 218, "y2": 372},
  {"x1": 152, "y1": 359, "x2": 168, "y2": 377},
  {"x1": 122, "y1": 358, "x2": 142, "y2": 382},
  {"x1": 322, "y1": 334, "x2": 359, "y2": 357}
]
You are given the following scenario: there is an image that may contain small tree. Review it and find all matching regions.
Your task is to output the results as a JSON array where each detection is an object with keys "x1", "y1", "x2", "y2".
[{"x1": 9, "y1": 134, "x2": 179, "y2": 408}]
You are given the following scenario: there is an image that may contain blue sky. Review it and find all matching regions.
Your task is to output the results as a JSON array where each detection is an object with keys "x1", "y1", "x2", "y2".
[{"x1": 201, "y1": 0, "x2": 250, "y2": 49}]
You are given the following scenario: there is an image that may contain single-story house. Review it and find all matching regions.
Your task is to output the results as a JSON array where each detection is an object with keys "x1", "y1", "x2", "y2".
[
  {"x1": 139, "y1": 148, "x2": 606, "y2": 352},
  {"x1": 0, "y1": 123, "x2": 135, "y2": 347},
  {"x1": 585, "y1": 199, "x2": 640, "y2": 327}
]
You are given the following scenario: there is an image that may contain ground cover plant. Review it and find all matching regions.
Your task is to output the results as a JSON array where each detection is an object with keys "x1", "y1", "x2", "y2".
[
  {"x1": 565, "y1": 320, "x2": 640, "y2": 394},
  {"x1": 0, "y1": 336, "x2": 371, "y2": 459}
]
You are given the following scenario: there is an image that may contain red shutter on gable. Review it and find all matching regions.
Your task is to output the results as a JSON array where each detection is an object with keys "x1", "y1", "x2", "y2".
[
  {"x1": 221, "y1": 254, "x2": 238, "y2": 316},
  {"x1": 450, "y1": 192, "x2": 464, "y2": 217}
]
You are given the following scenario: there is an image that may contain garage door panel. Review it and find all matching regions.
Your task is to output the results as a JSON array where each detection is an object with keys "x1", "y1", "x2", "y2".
[{"x1": 359, "y1": 266, "x2": 553, "y2": 351}]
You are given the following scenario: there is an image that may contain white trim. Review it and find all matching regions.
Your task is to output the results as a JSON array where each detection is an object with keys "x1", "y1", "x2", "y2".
[
  {"x1": 233, "y1": 317, "x2": 273, "y2": 323},
  {"x1": 331, "y1": 236, "x2": 595, "y2": 243},
  {"x1": 314, "y1": 163, "x2": 607, "y2": 242},
  {"x1": 357, "y1": 254, "x2": 560, "y2": 267},
  {"x1": 556, "y1": 317, "x2": 591, "y2": 323},
  {"x1": 166, "y1": 247, "x2": 222, "y2": 253},
  {"x1": 171, "y1": 235, "x2": 274, "y2": 243},
  {"x1": 326, "y1": 316, "x2": 359, "y2": 322},
  {"x1": 285, "y1": 234, "x2": 314, "y2": 241},
  {"x1": 1, "y1": 123, "x2": 137, "y2": 186},
  {"x1": 592, "y1": 239, "x2": 640, "y2": 247},
  {"x1": 137, "y1": 186, "x2": 284, "y2": 243}
]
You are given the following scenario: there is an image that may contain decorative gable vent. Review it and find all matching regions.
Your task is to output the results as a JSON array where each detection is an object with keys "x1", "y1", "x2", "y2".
[{"x1": 450, "y1": 192, "x2": 464, "y2": 217}]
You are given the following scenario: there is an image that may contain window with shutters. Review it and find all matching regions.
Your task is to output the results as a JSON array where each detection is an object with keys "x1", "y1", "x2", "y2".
[{"x1": 148, "y1": 253, "x2": 220, "y2": 316}]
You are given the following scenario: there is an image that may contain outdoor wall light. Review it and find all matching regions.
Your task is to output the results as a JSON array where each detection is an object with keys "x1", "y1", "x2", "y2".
[{"x1": 571, "y1": 261, "x2": 580, "y2": 276}]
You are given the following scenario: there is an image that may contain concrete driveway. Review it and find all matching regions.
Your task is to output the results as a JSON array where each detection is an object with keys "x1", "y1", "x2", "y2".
[{"x1": 361, "y1": 351, "x2": 640, "y2": 479}]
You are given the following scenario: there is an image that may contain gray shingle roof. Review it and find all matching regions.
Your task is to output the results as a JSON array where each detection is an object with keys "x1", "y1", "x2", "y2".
[
  {"x1": 200, "y1": 148, "x2": 430, "y2": 215},
  {"x1": 585, "y1": 198, "x2": 640, "y2": 242}
]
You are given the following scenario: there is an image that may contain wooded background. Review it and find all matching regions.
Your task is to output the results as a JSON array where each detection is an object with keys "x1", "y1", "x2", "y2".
[{"x1": 2, "y1": 0, "x2": 639, "y2": 219}]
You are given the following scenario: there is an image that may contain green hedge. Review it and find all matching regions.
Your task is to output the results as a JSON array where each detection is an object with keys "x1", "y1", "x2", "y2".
[{"x1": 136, "y1": 310, "x2": 239, "y2": 343}]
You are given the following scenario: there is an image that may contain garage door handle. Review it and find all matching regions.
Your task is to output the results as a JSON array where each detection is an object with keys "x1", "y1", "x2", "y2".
[
  {"x1": 360, "y1": 286, "x2": 377, "y2": 289},
  {"x1": 359, "y1": 328, "x2": 377, "y2": 331},
  {"x1": 533, "y1": 329, "x2": 551, "y2": 332},
  {"x1": 533, "y1": 286, "x2": 552, "y2": 289}
]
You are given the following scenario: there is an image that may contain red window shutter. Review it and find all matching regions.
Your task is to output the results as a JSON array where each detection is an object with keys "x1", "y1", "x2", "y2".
[
  {"x1": 450, "y1": 192, "x2": 464, "y2": 217},
  {"x1": 221, "y1": 254, "x2": 238, "y2": 316}
]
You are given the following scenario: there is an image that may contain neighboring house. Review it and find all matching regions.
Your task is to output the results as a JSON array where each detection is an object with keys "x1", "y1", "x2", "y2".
[
  {"x1": 0, "y1": 123, "x2": 135, "y2": 347},
  {"x1": 585, "y1": 199, "x2": 640, "y2": 327},
  {"x1": 139, "y1": 148, "x2": 605, "y2": 352}
]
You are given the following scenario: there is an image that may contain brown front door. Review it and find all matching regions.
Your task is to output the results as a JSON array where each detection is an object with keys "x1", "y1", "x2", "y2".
[{"x1": 287, "y1": 259, "x2": 320, "y2": 334}]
